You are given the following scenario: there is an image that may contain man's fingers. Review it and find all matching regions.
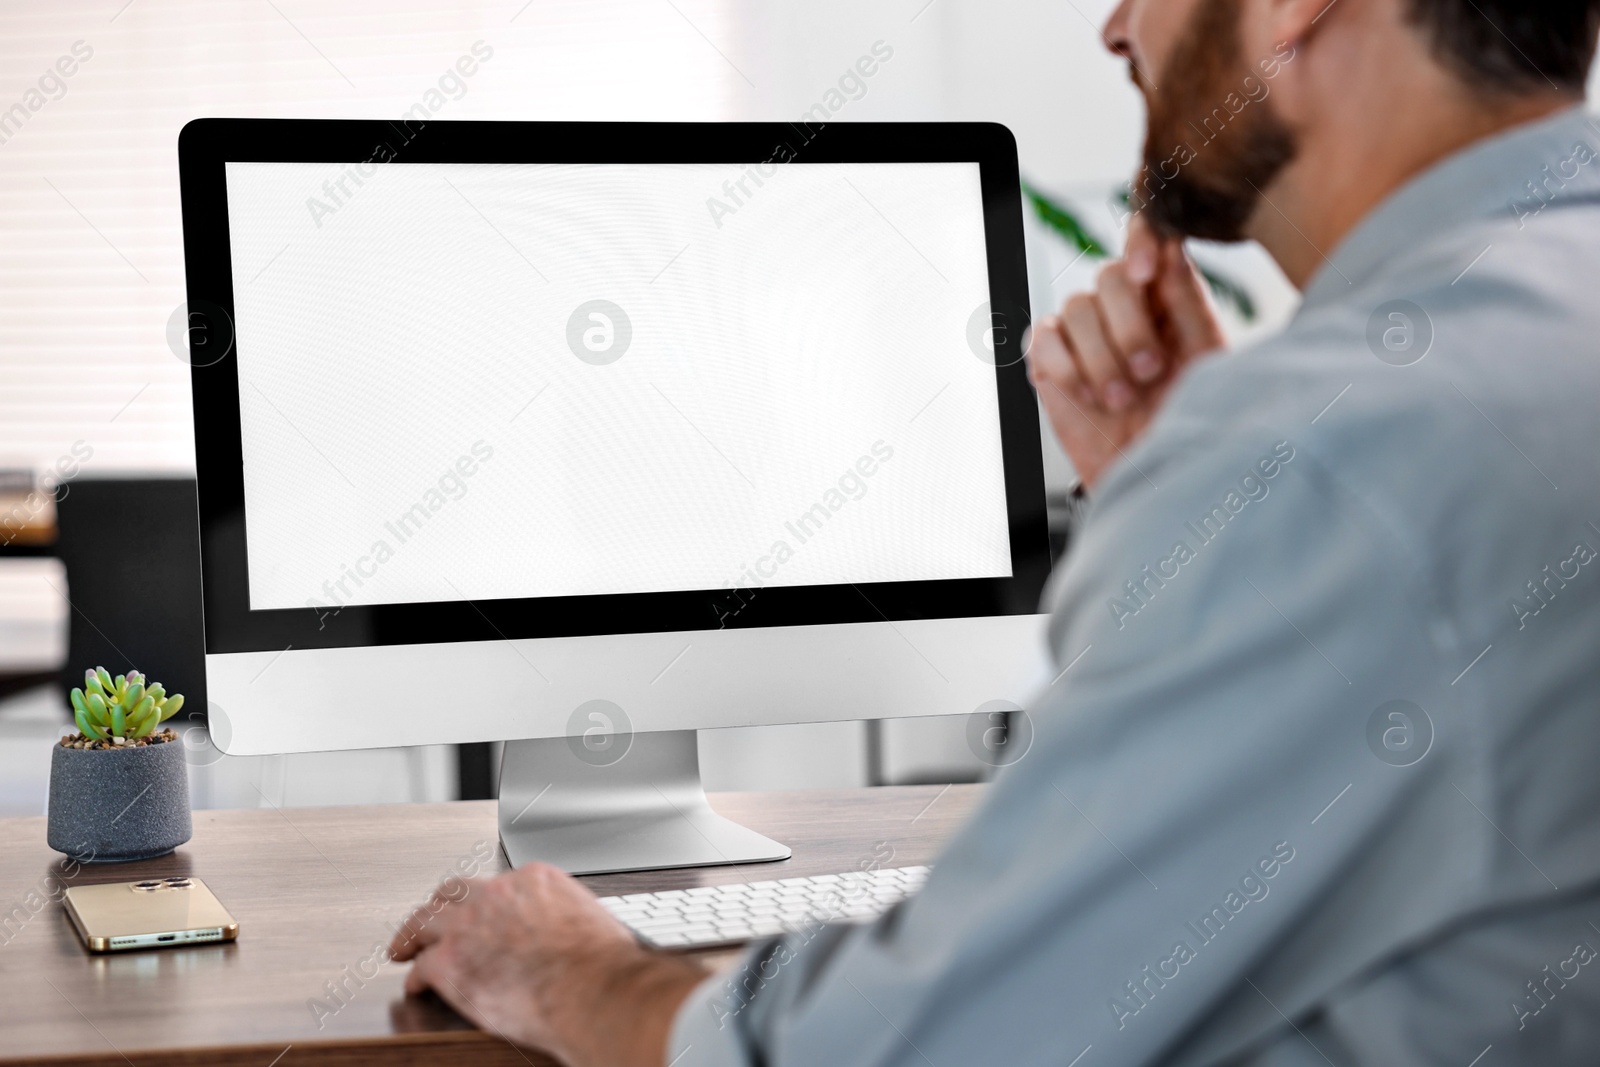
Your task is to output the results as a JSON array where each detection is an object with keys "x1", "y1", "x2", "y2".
[
  {"x1": 1125, "y1": 214, "x2": 1162, "y2": 285},
  {"x1": 1094, "y1": 261, "x2": 1163, "y2": 384},
  {"x1": 1155, "y1": 239, "x2": 1224, "y2": 360},
  {"x1": 1026, "y1": 314, "x2": 1094, "y2": 407},
  {"x1": 404, "y1": 945, "x2": 443, "y2": 997},
  {"x1": 1062, "y1": 293, "x2": 1133, "y2": 411},
  {"x1": 389, "y1": 901, "x2": 449, "y2": 961}
]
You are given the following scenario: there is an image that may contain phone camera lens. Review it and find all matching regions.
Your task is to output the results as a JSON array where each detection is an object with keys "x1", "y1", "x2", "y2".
[{"x1": 134, "y1": 881, "x2": 161, "y2": 890}]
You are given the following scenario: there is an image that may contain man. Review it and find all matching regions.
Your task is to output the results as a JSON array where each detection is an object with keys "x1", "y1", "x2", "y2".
[{"x1": 391, "y1": 0, "x2": 1600, "y2": 1062}]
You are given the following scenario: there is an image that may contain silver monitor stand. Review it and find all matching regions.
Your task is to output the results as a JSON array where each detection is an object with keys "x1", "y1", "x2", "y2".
[{"x1": 497, "y1": 729, "x2": 791, "y2": 875}]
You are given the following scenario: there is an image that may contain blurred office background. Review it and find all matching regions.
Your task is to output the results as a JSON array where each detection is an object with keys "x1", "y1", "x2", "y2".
[{"x1": 0, "y1": 0, "x2": 1313, "y2": 814}]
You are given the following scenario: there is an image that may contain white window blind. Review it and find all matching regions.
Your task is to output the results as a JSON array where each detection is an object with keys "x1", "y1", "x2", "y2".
[{"x1": 0, "y1": 0, "x2": 736, "y2": 474}]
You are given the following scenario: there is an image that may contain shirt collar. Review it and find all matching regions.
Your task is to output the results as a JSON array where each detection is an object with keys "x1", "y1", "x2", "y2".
[{"x1": 1299, "y1": 105, "x2": 1600, "y2": 312}]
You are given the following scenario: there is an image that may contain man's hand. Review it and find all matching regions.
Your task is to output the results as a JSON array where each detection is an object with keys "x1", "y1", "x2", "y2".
[
  {"x1": 389, "y1": 863, "x2": 709, "y2": 1067},
  {"x1": 1027, "y1": 215, "x2": 1225, "y2": 490}
]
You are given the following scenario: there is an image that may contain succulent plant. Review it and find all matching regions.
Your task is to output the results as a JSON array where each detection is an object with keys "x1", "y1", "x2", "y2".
[{"x1": 69, "y1": 667, "x2": 184, "y2": 742}]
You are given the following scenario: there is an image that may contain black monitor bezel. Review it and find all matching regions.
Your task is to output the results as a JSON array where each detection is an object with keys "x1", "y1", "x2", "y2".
[{"x1": 179, "y1": 118, "x2": 1050, "y2": 655}]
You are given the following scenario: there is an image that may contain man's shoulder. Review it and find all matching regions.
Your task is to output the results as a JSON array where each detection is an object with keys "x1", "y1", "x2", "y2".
[
  {"x1": 1084, "y1": 227, "x2": 1600, "y2": 642},
  {"x1": 1137, "y1": 210, "x2": 1600, "y2": 493}
]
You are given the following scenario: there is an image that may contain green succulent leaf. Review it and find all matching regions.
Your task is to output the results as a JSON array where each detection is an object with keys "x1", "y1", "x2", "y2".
[
  {"x1": 73, "y1": 668, "x2": 181, "y2": 741},
  {"x1": 75, "y1": 705, "x2": 107, "y2": 741}
]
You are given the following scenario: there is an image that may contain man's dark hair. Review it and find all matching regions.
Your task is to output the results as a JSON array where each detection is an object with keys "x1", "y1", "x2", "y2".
[{"x1": 1405, "y1": 1, "x2": 1600, "y2": 92}]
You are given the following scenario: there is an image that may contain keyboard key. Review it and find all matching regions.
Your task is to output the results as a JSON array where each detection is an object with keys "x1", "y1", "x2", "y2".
[{"x1": 613, "y1": 867, "x2": 932, "y2": 949}]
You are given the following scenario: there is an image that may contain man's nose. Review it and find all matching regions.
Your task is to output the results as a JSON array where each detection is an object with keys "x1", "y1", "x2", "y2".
[{"x1": 1102, "y1": 0, "x2": 1135, "y2": 59}]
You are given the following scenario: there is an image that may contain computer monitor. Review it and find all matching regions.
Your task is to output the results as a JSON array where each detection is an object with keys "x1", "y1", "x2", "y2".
[{"x1": 178, "y1": 119, "x2": 1050, "y2": 874}]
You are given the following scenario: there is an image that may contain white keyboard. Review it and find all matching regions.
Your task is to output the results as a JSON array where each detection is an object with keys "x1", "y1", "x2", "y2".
[{"x1": 598, "y1": 865, "x2": 931, "y2": 949}]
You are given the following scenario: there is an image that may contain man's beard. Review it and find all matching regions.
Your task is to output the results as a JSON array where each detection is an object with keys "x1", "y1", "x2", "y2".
[{"x1": 1136, "y1": 0, "x2": 1297, "y2": 241}]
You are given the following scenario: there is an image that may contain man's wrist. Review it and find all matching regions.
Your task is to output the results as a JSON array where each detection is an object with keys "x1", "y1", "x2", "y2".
[{"x1": 561, "y1": 947, "x2": 710, "y2": 1067}]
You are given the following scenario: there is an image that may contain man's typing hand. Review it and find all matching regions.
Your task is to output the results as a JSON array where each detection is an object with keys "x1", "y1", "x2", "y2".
[
  {"x1": 1027, "y1": 214, "x2": 1225, "y2": 490},
  {"x1": 390, "y1": 862, "x2": 707, "y2": 1067}
]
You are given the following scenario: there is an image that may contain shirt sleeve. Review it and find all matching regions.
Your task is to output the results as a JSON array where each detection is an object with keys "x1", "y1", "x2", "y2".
[{"x1": 666, "y1": 418, "x2": 1477, "y2": 1067}]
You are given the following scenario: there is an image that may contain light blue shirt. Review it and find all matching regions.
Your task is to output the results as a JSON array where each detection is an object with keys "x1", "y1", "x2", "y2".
[{"x1": 671, "y1": 106, "x2": 1600, "y2": 1066}]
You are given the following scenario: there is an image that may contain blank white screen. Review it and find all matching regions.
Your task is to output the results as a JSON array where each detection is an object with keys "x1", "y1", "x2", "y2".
[{"x1": 224, "y1": 158, "x2": 1013, "y2": 611}]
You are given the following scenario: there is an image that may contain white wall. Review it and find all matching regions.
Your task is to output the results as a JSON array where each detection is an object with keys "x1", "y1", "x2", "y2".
[{"x1": 11, "y1": 0, "x2": 1468, "y2": 803}]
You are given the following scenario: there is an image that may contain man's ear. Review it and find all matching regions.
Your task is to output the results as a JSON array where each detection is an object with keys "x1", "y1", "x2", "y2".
[
  {"x1": 1238, "y1": 0, "x2": 1341, "y2": 117},
  {"x1": 1259, "y1": 0, "x2": 1340, "y2": 56}
]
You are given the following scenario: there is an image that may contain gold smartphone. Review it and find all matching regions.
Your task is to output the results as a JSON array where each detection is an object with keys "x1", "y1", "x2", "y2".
[{"x1": 63, "y1": 876, "x2": 239, "y2": 953}]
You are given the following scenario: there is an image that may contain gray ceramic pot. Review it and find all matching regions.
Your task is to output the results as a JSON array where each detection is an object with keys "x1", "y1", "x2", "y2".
[{"x1": 47, "y1": 738, "x2": 192, "y2": 863}]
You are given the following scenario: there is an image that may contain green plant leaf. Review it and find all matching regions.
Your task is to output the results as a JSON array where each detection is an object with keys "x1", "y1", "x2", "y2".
[
  {"x1": 86, "y1": 691, "x2": 109, "y2": 724},
  {"x1": 70, "y1": 688, "x2": 88, "y2": 718},
  {"x1": 1023, "y1": 177, "x2": 1259, "y2": 324},
  {"x1": 111, "y1": 702, "x2": 126, "y2": 737},
  {"x1": 147, "y1": 683, "x2": 166, "y2": 703},
  {"x1": 128, "y1": 695, "x2": 156, "y2": 730},
  {"x1": 158, "y1": 693, "x2": 184, "y2": 722},
  {"x1": 1196, "y1": 264, "x2": 1257, "y2": 322},
  {"x1": 124, "y1": 681, "x2": 145, "y2": 711},
  {"x1": 1020, "y1": 181, "x2": 1107, "y2": 257},
  {"x1": 133, "y1": 715, "x2": 156, "y2": 739},
  {"x1": 75, "y1": 705, "x2": 106, "y2": 741},
  {"x1": 96, "y1": 667, "x2": 113, "y2": 692}
]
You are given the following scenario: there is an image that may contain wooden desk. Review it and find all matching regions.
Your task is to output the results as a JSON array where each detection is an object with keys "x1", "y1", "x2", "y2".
[{"x1": 0, "y1": 786, "x2": 978, "y2": 1066}]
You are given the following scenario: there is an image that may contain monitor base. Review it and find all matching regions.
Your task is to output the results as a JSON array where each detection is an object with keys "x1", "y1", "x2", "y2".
[{"x1": 497, "y1": 729, "x2": 792, "y2": 875}]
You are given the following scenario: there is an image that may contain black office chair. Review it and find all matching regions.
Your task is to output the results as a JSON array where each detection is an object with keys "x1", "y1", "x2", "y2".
[{"x1": 53, "y1": 478, "x2": 208, "y2": 726}]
